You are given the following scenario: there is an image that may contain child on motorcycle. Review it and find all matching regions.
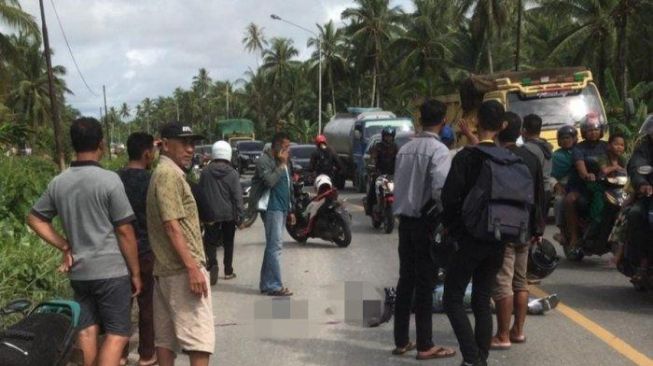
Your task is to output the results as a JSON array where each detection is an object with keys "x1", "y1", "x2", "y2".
[
  {"x1": 587, "y1": 134, "x2": 627, "y2": 224},
  {"x1": 552, "y1": 125, "x2": 578, "y2": 242}
]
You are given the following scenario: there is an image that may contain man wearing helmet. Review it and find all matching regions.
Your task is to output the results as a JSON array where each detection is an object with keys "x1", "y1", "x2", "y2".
[
  {"x1": 625, "y1": 114, "x2": 653, "y2": 284},
  {"x1": 309, "y1": 134, "x2": 343, "y2": 182},
  {"x1": 198, "y1": 141, "x2": 245, "y2": 285},
  {"x1": 365, "y1": 126, "x2": 399, "y2": 215},
  {"x1": 563, "y1": 112, "x2": 608, "y2": 248},
  {"x1": 551, "y1": 125, "x2": 578, "y2": 242}
]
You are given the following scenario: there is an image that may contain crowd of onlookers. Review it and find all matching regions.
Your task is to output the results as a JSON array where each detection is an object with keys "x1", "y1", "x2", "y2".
[{"x1": 24, "y1": 98, "x2": 653, "y2": 366}]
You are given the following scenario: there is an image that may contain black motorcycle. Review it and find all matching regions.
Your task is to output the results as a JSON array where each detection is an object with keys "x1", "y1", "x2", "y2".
[
  {"x1": 560, "y1": 171, "x2": 628, "y2": 261},
  {"x1": 240, "y1": 179, "x2": 258, "y2": 228},
  {"x1": 617, "y1": 165, "x2": 653, "y2": 291},
  {"x1": 286, "y1": 170, "x2": 352, "y2": 247}
]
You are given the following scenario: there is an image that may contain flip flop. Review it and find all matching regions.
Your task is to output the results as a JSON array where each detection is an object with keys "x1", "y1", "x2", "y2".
[
  {"x1": 267, "y1": 287, "x2": 293, "y2": 297},
  {"x1": 510, "y1": 335, "x2": 527, "y2": 344},
  {"x1": 415, "y1": 346, "x2": 456, "y2": 360},
  {"x1": 138, "y1": 356, "x2": 158, "y2": 366},
  {"x1": 490, "y1": 338, "x2": 511, "y2": 350},
  {"x1": 391, "y1": 341, "x2": 416, "y2": 355}
]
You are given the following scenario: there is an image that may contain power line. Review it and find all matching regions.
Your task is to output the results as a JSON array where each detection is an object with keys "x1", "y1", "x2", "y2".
[{"x1": 48, "y1": 0, "x2": 100, "y2": 97}]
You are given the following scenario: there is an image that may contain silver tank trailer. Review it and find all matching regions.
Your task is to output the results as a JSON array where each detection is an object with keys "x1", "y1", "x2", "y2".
[{"x1": 323, "y1": 110, "x2": 396, "y2": 156}]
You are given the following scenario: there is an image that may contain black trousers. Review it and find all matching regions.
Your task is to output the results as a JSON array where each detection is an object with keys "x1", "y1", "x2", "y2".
[
  {"x1": 443, "y1": 236, "x2": 505, "y2": 364},
  {"x1": 204, "y1": 221, "x2": 236, "y2": 275},
  {"x1": 394, "y1": 216, "x2": 436, "y2": 351},
  {"x1": 627, "y1": 200, "x2": 653, "y2": 259}
]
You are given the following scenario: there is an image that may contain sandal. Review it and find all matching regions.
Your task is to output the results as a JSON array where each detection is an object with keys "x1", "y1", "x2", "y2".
[
  {"x1": 391, "y1": 341, "x2": 416, "y2": 355},
  {"x1": 490, "y1": 337, "x2": 511, "y2": 350},
  {"x1": 415, "y1": 346, "x2": 456, "y2": 360},
  {"x1": 138, "y1": 356, "x2": 158, "y2": 366},
  {"x1": 510, "y1": 334, "x2": 527, "y2": 344},
  {"x1": 267, "y1": 287, "x2": 293, "y2": 297}
]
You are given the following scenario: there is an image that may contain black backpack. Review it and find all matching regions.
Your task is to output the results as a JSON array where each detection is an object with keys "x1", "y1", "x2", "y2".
[{"x1": 461, "y1": 145, "x2": 534, "y2": 244}]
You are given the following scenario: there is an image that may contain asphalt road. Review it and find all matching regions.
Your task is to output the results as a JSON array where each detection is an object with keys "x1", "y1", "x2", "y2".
[{"x1": 156, "y1": 186, "x2": 653, "y2": 366}]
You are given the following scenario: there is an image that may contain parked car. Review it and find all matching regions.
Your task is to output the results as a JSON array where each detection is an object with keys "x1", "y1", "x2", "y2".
[
  {"x1": 290, "y1": 144, "x2": 317, "y2": 185},
  {"x1": 234, "y1": 140, "x2": 264, "y2": 174}
]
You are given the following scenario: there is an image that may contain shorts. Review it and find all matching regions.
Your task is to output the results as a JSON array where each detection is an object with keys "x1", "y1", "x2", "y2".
[
  {"x1": 153, "y1": 269, "x2": 215, "y2": 354},
  {"x1": 492, "y1": 243, "x2": 529, "y2": 301},
  {"x1": 70, "y1": 275, "x2": 132, "y2": 336}
]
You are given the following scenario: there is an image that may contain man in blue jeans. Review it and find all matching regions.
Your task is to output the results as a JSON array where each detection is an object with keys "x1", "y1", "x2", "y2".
[{"x1": 250, "y1": 132, "x2": 296, "y2": 296}]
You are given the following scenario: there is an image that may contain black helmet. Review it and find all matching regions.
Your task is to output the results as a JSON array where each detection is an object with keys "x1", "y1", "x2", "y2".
[
  {"x1": 638, "y1": 114, "x2": 653, "y2": 136},
  {"x1": 527, "y1": 239, "x2": 559, "y2": 280},
  {"x1": 381, "y1": 126, "x2": 396, "y2": 138},
  {"x1": 557, "y1": 125, "x2": 578, "y2": 142},
  {"x1": 579, "y1": 112, "x2": 605, "y2": 140}
]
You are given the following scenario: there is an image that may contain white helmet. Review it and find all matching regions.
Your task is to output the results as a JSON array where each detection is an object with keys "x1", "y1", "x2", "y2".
[
  {"x1": 314, "y1": 174, "x2": 333, "y2": 191},
  {"x1": 211, "y1": 140, "x2": 232, "y2": 161}
]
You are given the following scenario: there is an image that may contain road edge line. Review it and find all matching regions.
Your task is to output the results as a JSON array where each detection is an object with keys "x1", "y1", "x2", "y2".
[{"x1": 530, "y1": 286, "x2": 653, "y2": 366}]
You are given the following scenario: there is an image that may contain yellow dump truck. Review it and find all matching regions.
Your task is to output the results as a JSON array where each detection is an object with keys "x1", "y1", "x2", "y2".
[{"x1": 435, "y1": 67, "x2": 608, "y2": 149}]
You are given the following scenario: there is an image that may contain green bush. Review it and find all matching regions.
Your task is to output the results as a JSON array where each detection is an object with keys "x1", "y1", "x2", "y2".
[
  {"x1": 0, "y1": 155, "x2": 69, "y2": 305},
  {"x1": 0, "y1": 238, "x2": 71, "y2": 304}
]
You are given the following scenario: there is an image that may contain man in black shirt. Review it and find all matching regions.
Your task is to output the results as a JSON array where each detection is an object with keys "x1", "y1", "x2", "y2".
[
  {"x1": 442, "y1": 101, "x2": 508, "y2": 366},
  {"x1": 491, "y1": 112, "x2": 545, "y2": 350},
  {"x1": 117, "y1": 132, "x2": 157, "y2": 366}
]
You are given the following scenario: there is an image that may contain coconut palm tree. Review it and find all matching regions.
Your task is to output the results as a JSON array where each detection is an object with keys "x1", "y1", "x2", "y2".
[
  {"x1": 0, "y1": 0, "x2": 39, "y2": 62},
  {"x1": 308, "y1": 21, "x2": 348, "y2": 114},
  {"x1": 533, "y1": 0, "x2": 619, "y2": 92},
  {"x1": 342, "y1": 0, "x2": 404, "y2": 107},
  {"x1": 455, "y1": 0, "x2": 513, "y2": 74},
  {"x1": 261, "y1": 37, "x2": 300, "y2": 87},
  {"x1": 392, "y1": 0, "x2": 458, "y2": 95},
  {"x1": 7, "y1": 34, "x2": 69, "y2": 146},
  {"x1": 242, "y1": 22, "x2": 268, "y2": 67},
  {"x1": 119, "y1": 102, "x2": 130, "y2": 121}
]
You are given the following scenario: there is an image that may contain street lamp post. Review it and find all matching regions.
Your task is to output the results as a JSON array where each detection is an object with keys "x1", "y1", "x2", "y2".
[{"x1": 271, "y1": 14, "x2": 322, "y2": 134}]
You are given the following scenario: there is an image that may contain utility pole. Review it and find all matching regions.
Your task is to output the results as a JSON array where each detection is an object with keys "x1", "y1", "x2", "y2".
[
  {"x1": 514, "y1": 0, "x2": 523, "y2": 71},
  {"x1": 102, "y1": 85, "x2": 111, "y2": 160},
  {"x1": 39, "y1": 0, "x2": 65, "y2": 171},
  {"x1": 226, "y1": 84, "x2": 230, "y2": 119}
]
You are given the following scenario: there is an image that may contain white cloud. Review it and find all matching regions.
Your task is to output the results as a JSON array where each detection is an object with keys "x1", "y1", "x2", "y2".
[
  {"x1": 14, "y1": 0, "x2": 413, "y2": 116},
  {"x1": 126, "y1": 48, "x2": 166, "y2": 67}
]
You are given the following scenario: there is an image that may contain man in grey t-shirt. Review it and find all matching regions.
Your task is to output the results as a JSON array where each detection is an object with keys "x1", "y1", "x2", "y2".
[{"x1": 28, "y1": 117, "x2": 142, "y2": 366}]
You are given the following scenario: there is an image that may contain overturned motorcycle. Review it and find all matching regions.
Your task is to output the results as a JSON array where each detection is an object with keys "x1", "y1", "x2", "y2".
[{"x1": 286, "y1": 172, "x2": 352, "y2": 247}]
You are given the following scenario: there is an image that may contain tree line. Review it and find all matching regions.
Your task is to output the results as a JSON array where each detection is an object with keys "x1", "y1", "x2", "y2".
[{"x1": 1, "y1": 0, "x2": 652, "y2": 155}]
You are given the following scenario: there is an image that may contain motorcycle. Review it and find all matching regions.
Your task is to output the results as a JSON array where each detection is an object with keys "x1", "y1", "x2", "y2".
[
  {"x1": 0, "y1": 299, "x2": 80, "y2": 366},
  {"x1": 240, "y1": 179, "x2": 258, "y2": 228},
  {"x1": 286, "y1": 169, "x2": 352, "y2": 247},
  {"x1": 560, "y1": 171, "x2": 628, "y2": 261},
  {"x1": 616, "y1": 165, "x2": 653, "y2": 291},
  {"x1": 365, "y1": 174, "x2": 395, "y2": 234}
]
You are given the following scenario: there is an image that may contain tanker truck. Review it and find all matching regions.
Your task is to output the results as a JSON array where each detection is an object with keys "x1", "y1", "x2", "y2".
[{"x1": 323, "y1": 107, "x2": 414, "y2": 192}]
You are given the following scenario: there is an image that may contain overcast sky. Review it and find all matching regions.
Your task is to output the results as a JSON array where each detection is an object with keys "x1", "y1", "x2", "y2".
[{"x1": 14, "y1": 0, "x2": 412, "y2": 118}]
